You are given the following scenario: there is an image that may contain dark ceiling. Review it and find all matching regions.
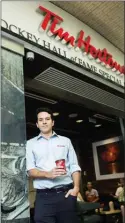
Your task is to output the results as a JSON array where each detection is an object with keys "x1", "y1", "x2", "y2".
[{"x1": 24, "y1": 90, "x2": 121, "y2": 141}]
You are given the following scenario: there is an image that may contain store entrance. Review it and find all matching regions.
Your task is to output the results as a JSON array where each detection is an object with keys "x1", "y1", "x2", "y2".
[{"x1": 23, "y1": 47, "x2": 124, "y2": 222}]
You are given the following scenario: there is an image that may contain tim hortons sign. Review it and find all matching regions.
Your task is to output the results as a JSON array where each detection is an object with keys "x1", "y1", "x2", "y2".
[{"x1": 39, "y1": 6, "x2": 124, "y2": 76}]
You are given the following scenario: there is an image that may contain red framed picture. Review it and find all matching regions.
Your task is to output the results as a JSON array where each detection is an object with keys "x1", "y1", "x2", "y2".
[{"x1": 92, "y1": 136, "x2": 124, "y2": 180}]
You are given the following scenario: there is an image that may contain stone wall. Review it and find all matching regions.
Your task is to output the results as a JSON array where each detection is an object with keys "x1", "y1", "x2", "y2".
[{"x1": 1, "y1": 47, "x2": 30, "y2": 222}]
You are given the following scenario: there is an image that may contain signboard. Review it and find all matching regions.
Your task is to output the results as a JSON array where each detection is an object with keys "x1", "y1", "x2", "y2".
[{"x1": 1, "y1": 1, "x2": 124, "y2": 87}]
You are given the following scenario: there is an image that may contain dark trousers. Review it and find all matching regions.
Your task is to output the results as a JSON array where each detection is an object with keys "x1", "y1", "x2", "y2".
[{"x1": 34, "y1": 190, "x2": 80, "y2": 223}]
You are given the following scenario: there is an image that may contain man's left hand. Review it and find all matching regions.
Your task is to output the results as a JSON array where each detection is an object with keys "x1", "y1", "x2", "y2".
[{"x1": 65, "y1": 187, "x2": 79, "y2": 198}]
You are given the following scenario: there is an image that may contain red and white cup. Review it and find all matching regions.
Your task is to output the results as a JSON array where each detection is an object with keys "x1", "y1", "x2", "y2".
[{"x1": 55, "y1": 159, "x2": 66, "y2": 171}]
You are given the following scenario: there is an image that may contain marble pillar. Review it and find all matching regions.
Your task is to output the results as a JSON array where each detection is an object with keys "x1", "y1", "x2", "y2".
[{"x1": 1, "y1": 43, "x2": 30, "y2": 222}]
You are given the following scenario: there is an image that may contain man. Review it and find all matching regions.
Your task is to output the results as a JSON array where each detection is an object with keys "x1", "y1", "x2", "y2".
[
  {"x1": 26, "y1": 107, "x2": 81, "y2": 223},
  {"x1": 110, "y1": 178, "x2": 124, "y2": 207},
  {"x1": 85, "y1": 182, "x2": 99, "y2": 203},
  {"x1": 114, "y1": 179, "x2": 124, "y2": 199},
  {"x1": 110, "y1": 179, "x2": 125, "y2": 222}
]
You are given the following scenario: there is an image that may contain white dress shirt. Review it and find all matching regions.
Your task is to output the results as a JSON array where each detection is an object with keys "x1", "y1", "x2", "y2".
[{"x1": 26, "y1": 132, "x2": 81, "y2": 189}]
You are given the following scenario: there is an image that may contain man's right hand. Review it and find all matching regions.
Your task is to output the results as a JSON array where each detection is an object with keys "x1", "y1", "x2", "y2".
[{"x1": 46, "y1": 167, "x2": 67, "y2": 179}]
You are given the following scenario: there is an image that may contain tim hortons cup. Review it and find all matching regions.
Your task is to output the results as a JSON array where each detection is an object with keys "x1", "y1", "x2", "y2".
[{"x1": 55, "y1": 159, "x2": 66, "y2": 171}]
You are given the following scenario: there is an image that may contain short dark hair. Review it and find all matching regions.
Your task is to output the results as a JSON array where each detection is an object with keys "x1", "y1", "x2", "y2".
[{"x1": 36, "y1": 107, "x2": 54, "y2": 122}]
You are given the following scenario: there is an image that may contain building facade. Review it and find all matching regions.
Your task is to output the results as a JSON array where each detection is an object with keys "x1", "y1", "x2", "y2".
[{"x1": 1, "y1": 1, "x2": 124, "y2": 222}]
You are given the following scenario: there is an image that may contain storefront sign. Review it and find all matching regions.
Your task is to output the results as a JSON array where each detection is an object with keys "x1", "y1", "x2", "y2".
[
  {"x1": 1, "y1": 1, "x2": 124, "y2": 87},
  {"x1": 39, "y1": 6, "x2": 124, "y2": 76}
]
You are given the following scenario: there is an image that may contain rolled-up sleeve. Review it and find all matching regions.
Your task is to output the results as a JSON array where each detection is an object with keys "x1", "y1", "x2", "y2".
[
  {"x1": 26, "y1": 141, "x2": 36, "y2": 171},
  {"x1": 67, "y1": 139, "x2": 81, "y2": 174}
]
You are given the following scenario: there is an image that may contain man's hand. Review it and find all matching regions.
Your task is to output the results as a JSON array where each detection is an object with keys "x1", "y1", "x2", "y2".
[
  {"x1": 46, "y1": 167, "x2": 66, "y2": 179},
  {"x1": 65, "y1": 186, "x2": 79, "y2": 198}
]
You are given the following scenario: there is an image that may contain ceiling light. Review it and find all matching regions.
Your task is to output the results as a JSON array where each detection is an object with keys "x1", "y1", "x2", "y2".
[
  {"x1": 95, "y1": 124, "x2": 102, "y2": 127},
  {"x1": 76, "y1": 120, "x2": 83, "y2": 123},
  {"x1": 69, "y1": 113, "x2": 78, "y2": 118},
  {"x1": 53, "y1": 112, "x2": 59, "y2": 116}
]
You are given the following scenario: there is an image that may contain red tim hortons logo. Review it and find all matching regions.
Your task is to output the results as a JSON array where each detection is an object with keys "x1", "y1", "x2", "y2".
[{"x1": 38, "y1": 5, "x2": 124, "y2": 75}]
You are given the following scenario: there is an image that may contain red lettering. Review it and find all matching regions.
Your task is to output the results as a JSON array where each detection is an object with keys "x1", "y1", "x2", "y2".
[
  {"x1": 84, "y1": 36, "x2": 91, "y2": 53},
  {"x1": 49, "y1": 18, "x2": 75, "y2": 46},
  {"x1": 59, "y1": 30, "x2": 75, "y2": 46},
  {"x1": 98, "y1": 49, "x2": 108, "y2": 63},
  {"x1": 39, "y1": 6, "x2": 63, "y2": 30},
  {"x1": 89, "y1": 46, "x2": 99, "y2": 58},
  {"x1": 76, "y1": 31, "x2": 85, "y2": 48},
  {"x1": 39, "y1": 6, "x2": 124, "y2": 75},
  {"x1": 106, "y1": 57, "x2": 114, "y2": 68},
  {"x1": 112, "y1": 62, "x2": 125, "y2": 74},
  {"x1": 49, "y1": 17, "x2": 60, "y2": 32},
  {"x1": 121, "y1": 66, "x2": 125, "y2": 74},
  {"x1": 112, "y1": 62, "x2": 120, "y2": 71},
  {"x1": 76, "y1": 31, "x2": 91, "y2": 53}
]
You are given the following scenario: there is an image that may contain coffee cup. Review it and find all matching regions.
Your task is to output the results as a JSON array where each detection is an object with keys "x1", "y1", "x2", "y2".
[{"x1": 55, "y1": 159, "x2": 66, "y2": 170}]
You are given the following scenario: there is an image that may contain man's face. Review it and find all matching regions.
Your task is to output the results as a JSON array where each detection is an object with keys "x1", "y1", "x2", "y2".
[
  {"x1": 120, "y1": 178, "x2": 124, "y2": 186},
  {"x1": 87, "y1": 183, "x2": 92, "y2": 189},
  {"x1": 36, "y1": 112, "x2": 54, "y2": 134}
]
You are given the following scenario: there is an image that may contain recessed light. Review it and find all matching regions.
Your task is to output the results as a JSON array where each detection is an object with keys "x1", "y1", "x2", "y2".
[
  {"x1": 69, "y1": 113, "x2": 78, "y2": 118},
  {"x1": 95, "y1": 124, "x2": 102, "y2": 127},
  {"x1": 53, "y1": 112, "x2": 59, "y2": 116},
  {"x1": 76, "y1": 120, "x2": 83, "y2": 123}
]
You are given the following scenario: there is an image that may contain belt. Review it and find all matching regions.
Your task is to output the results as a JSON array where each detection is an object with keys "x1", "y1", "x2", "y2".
[{"x1": 37, "y1": 183, "x2": 73, "y2": 193}]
